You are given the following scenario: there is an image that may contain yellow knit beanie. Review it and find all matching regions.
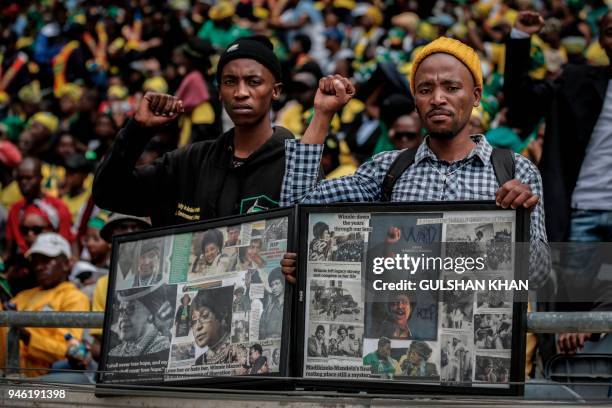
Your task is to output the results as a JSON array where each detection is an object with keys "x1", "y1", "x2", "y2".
[
  {"x1": 410, "y1": 37, "x2": 483, "y2": 96},
  {"x1": 29, "y1": 112, "x2": 59, "y2": 134}
]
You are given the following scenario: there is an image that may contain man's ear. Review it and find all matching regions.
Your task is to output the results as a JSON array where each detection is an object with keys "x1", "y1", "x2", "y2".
[
  {"x1": 473, "y1": 86, "x2": 483, "y2": 107},
  {"x1": 272, "y1": 82, "x2": 283, "y2": 101}
]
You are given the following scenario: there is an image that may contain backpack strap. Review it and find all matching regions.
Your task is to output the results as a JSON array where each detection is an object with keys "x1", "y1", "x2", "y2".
[
  {"x1": 380, "y1": 146, "x2": 515, "y2": 202},
  {"x1": 380, "y1": 148, "x2": 418, "y2": 202},
  {"x1": 490, "y1": 148, "x2": 516, "y2": 187}
]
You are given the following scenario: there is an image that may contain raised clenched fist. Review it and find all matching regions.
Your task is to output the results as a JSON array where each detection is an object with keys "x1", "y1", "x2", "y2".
[
  {"x1": 386, "y1": 226, "x2": 402, "y2": 245},
  {"x1": 314, "y1": 74, "x2": 356, "y2": 116},
  {"x1": 134, "y1": 92, "x2": 184, "y2": 128},
  {"x1": 515, "y1": 11, "x2": 545, "y2": 36}
]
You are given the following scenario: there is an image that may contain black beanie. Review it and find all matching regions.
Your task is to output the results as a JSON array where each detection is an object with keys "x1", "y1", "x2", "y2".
[{"x1": 216, "y1": 35, "x2": 282, "y2": 83}]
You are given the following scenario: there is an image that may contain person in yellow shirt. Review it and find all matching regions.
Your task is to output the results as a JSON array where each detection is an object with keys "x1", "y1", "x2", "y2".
[
  {"x1": 0, "y1": 233, "x2": 89, "y2": 377},
  {"x1": 60, "y1": 154, "x2": 93, "y2": 223}
]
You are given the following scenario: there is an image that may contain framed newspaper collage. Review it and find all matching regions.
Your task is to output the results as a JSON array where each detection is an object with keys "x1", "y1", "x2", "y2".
[
  {"x1": 97, "y1": 202, "x2": 529, "y2": 396},
  {"x1": 296, "y1": 202, "x2": 529, "y2": 396},
  {"x1": 98, "y1": 208, "x2": 295, "y2": 388}
]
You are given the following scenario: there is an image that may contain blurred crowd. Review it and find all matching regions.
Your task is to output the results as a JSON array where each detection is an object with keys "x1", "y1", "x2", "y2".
[{"x1": 0, "y1": 0, "x2": 611, "y2": 380}]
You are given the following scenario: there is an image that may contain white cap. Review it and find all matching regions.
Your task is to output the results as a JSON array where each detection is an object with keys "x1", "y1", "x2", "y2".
[
  {"x1": 26, "y1": 232, "x2": 72, "y2": 259},
  {"x1": 41, "y1": 23, "x2": 60, "y2": 38},
  {"x1": 69, "y1": 261, "x2": 103, "y2": 284}
]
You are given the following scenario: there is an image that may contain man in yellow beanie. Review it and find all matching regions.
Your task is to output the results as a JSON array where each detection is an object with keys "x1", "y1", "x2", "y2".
[
  {"x1": 279, "y1": 37, "x2": 550, "y2": 290},
  {"x1": 29, "y1": 112, "x2": 59, "y2": 137},
  {"x1": 27, "y1": 112, "x2": 59, "y2": 157}
]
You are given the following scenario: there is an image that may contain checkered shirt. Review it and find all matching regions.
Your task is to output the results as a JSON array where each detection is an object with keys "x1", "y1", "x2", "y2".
[{"x1": 280, "y1": 135, "x2": 551, "y2": 287}]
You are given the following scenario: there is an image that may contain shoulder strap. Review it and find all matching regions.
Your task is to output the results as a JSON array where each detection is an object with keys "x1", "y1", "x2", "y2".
[
  {"x1": 490, "y1": 148, "x2": 516, "y2": 187},
  {"x1": 381, "y1": 147, "x2": 515, "y2": 201},
  {"x1": 380, "y1": 148, "x2": 418, "y2": 202}
]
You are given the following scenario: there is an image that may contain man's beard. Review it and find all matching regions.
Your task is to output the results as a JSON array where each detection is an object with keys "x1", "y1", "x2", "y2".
[{"x1": 428, "y1": 131, "x2": 457, "y2": 140}]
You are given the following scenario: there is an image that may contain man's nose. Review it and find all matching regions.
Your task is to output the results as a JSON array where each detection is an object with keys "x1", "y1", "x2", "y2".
[
  {"x1": 431, "y1": 87, "x2": 446, "y2": 105},
  {"x1": 234, "y1": 81, "x2": 249, "y2": 99}
]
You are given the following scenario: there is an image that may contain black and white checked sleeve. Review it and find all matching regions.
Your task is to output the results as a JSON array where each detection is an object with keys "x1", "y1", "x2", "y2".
[
  {"x1": 280, "y1": 140, "x2": 398, "y2": 206},
  {"x1": 515, "y1": 154, "x2": 552, "y2": 288}
]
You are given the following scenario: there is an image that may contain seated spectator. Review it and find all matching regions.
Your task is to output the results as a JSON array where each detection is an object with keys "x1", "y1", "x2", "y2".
[
  {"x1": 276, "y1": 71, "x2": 319, "y2": 136},
  {"x1": 321, "y1": 134, "x2": 358, "y2": 179},
  {"x1": 197, "y1": 1, "x2": 253, "y2": 52},
  {"x1": 26, "y1": 112, "x2": 59, "y2": 162},
  {"x1": 0, "y1": 140, "x2": 23, "y2": 211},
  {"x1": 82, "y1": 215, "x2": 110, "y2": 272},
  {"x1": 56, "y1": 83, "x2": 89, "y2": 141},
  {"x1": 0, "y1": 233, "x2": 89, "y2": 377},
  {"x1": 19, "y1": 202, "x2": 59, "y2": 249},
  {"x1": 52, "y1": 133, "x2": 78, "y2": 165},
  {"x1": 65, "y1": 214, "x2": 110, "y2": 301},
  {"x1": 376, "y1": 93, "x2": 422, "y2": 153},
  {"x1": 174, "y1": 38, "x2": 220, "y2": 145},
  {"x1": 88, "y1": 114, "x2": 118, "y2": 161},
  {"x1": 4, "y1": 157, "x2": 73, "y2": 259},
  {"x1": 60, "y1": 154, "x2": 93, "y2": 224}
]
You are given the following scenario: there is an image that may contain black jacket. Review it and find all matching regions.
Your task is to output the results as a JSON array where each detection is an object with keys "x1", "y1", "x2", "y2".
[
  {"x1": 504, "y1": 37, "x2": 609, "y2": 241},
  {"x1": 92, "y1": 120, "x2": 294, "y2": 227}
]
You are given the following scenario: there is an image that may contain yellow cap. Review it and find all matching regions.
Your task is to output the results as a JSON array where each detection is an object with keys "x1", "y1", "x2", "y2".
[
  {"x1": 108, "y1": 85, "x2": 128, "y2": 100},
  {"x1": 29, "y1": 112, "x2": 59, "y2": 134},
  {"x1": 410, "y1": 36, "x2": 483, "y2": 95},
  {"x1": 416, "y1": 22, "x2": 436, "y2": 41},
  {"x1": 16, "y1": 37, "x2": 33, "y2": 50},
  {"x1": 143, "y1": 76, "x2": 169, "y2": 94},
  {"x1": 209, "y1": 1, "x2": 235, "y2": 21},
  {"x1": 365, "y1": 6, "x2": 383, "y2": 27},
  {"x1": 56, "y1": 83, "x2": 83, "y2": 101},
  {"x1": 18, "y1": 81, "x2": 41, "y2": 104}
]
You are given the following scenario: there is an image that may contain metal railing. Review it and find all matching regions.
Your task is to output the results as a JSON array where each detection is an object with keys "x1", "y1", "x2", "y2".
[
  {"x1": 1, "y1": 311, "x2": 612, "y2": 376},
  {"x1": 0, "y1": 312, "x2": 104, "y2": 376}
]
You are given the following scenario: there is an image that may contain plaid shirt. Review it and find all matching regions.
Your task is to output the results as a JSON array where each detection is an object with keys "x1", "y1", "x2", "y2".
[{"x1": 280, "y1": 135, "x2": 551, "y2": 287}]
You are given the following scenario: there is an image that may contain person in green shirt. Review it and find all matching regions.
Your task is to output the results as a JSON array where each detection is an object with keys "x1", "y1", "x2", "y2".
[
  {"x1": 362, "y1": 337, "x2": 399, "y2": 378},
  {"x1": 197, "y1": 2, "x2": 252, "y2": 52}
]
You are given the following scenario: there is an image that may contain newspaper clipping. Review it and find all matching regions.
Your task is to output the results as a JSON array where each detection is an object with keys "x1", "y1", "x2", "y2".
[
  {"x1": 103, "y1": 215, "x2": 290, "y2": 383},
  {"x1": 303, "y1": 210, "x2": 516, "y2": 389}
]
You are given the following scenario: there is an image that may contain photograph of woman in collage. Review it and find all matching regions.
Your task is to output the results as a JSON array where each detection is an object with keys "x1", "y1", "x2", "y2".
[{"x1": 165, "y1": 216, "x2": 289, "y2": 378}]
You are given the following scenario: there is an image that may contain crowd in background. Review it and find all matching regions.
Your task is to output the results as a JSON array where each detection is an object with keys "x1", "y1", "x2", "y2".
[{"x1": 0, "y1": 0, "x2": 611, "y2": 380}]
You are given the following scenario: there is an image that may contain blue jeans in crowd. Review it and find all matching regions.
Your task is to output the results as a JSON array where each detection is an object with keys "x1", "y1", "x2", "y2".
[
  {"x1": 569, "y1": 210, "x2": 612, "y2": 242},
  {"x1": 564, "y1": 209, "x2": 612, "y2": 292}
]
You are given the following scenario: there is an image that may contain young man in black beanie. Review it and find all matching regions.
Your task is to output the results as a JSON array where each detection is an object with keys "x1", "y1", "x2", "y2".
[{"x1": 93, "y1": 36, "x2": 327, "y2": 226}]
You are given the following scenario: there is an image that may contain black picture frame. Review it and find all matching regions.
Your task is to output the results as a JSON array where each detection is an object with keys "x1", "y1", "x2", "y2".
[
  {"x1": 96, "y1": 207, "x2": 297, "y2": 393},
  {"x1": 295, "y1": 202, "x2": 529, "y2": 397}
]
